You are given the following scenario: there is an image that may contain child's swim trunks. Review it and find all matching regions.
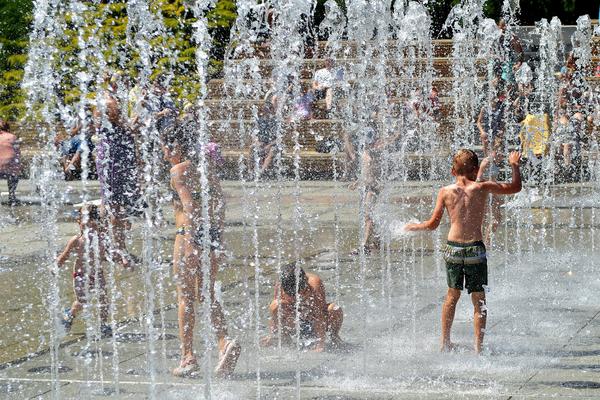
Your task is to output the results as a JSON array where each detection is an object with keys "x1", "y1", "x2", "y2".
[{"x1": 443, "y1": 241, "x2": 487, "y2": 293}]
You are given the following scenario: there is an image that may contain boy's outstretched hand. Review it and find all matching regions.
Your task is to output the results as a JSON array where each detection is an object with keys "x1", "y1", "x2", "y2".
[
  {"x1": 404, "y1": 223, "x2": 419, "y2": 231},
  {"x1": 508, "y1": 151, "x2": 521, "y2": 166}
]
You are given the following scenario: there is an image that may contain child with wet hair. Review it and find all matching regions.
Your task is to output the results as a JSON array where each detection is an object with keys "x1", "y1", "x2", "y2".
[
  {"x1": 161, "y1": 123, "x2": 239, "y2": 378},
  {"x1": 55, "y1": 204, "x2": 111, "y2": 337},
  {"x1": 260, "y1": 264, "x2": 343, "y2": 352},
  {"x1": 406, "y1": 148, "x2": 522, "y2": 354}
]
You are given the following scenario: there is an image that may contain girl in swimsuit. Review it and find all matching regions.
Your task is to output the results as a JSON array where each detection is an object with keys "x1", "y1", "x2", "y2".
[{"x1": 161, "y1": 121, "x2": 240, "y2": 378}]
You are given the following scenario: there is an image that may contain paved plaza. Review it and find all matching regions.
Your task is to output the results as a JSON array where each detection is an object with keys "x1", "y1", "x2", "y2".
[{"x1": 1, "y1": 179, "x2": 600, "y2": 399}]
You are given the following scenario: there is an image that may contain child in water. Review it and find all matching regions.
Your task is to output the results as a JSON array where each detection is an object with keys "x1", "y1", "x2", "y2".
[
  {"x1": 56, "y1": 204, "x2": 111, "y2": 337},
  {"x1": 260, "y1": 264, "x2": 344, "y2": 352},
  {"x1": 406, "y1": 149, "x2": 522, "y2": 354}
]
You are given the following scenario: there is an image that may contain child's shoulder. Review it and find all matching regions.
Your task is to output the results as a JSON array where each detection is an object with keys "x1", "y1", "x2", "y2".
[
  {"x1": 171, "y1": 160, "x2": 194, "y2": 178},
  {"x1": 170, "y1": 162, "x2": 186, "y2": 175},
  {"x1": 465, "y1": 180, "x2": 489, "y2": 195},
  {"x1": 307, "y1": 272, "x2": 323, "y2": 287},
  {"x1": 440, "y1": 183, "x2": 455, "y2": 193}
]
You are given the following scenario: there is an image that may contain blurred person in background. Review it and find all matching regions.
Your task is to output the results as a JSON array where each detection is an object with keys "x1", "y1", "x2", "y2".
[
  {"x1": 0, "y1": 119, "x2": 21, "y2": 206},
  {"x1": 57, "y1": 105, "x2": 96, "y2": 180},
  {"x1": 95, "y1": 73, "x2": 140, "y2": 269}
]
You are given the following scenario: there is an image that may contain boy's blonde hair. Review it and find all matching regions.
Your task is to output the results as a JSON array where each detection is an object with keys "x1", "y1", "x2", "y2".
[{"x1": 452, "y1": 149, "x2": 479, "y2": 176}]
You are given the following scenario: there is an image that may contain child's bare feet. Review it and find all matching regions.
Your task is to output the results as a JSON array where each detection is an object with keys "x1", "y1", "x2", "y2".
[
  {"x1": 172, "y1": 356, "x2": 200, "y2": 378},
  {"x1": 475, "y1": 341, "x2": 483, "y2": 355},
  {"x1": 330, "y1": 334, "x2": 344, "y2": 349},
  {"x1": 350, "y1": 245, "x2": 370, "y2": 256},
  {"x1": 440, "y1": 341, "x2": 457, "y2": 353},
  {"x1": 121, "y1": 253, "x2": 139, "y2": 271},
  {"x1": 311, "y1": 342, "x2": 325, "y2": 353},
  {"x1": 215, "y1": 338, "x2": 241, "y2": 378}
]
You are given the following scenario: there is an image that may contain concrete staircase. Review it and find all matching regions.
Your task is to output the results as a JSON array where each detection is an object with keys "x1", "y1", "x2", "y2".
[
  {"x1": 14, "y1": 26, "x2": 600, "y2": 180},
  {"x1": 209, "y1": 31, "x2": 600, "y2": 179},
  {"x1": 212, "y1": 41, "x2": 472, "y2": 178}
]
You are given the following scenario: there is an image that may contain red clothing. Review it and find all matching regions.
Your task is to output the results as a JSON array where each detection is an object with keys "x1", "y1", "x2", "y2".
[{"x1": 0, "y1": 131, "x2": 21, "y2": 175}]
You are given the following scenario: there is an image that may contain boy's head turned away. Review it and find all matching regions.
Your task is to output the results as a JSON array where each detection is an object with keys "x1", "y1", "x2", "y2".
[
  {"x1": 281, "y1": 264, "x2": 308, "y2": 297},
  {"x1": 452, "y1": 149, "x2": 479, "y2": 178}
]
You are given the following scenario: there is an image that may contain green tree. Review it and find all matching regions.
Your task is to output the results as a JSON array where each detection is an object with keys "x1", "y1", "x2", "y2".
[
  {"x1": 0, "y1": 0, "x2": 33, "y2": 120},
  {"x1": 484, "y1": 0, "x2": 597, "y2": 25},
  {"x1": 58, "y1": 0, "x2": 198, "y2": 103},
  {"x1": 1, "y1": 0, "x2": 236, "y2": 120}
]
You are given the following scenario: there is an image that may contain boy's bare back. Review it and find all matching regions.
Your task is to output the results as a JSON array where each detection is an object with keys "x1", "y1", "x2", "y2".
[
  {"x1": 440, "y1": 180, "x2": 489, "y2": 242},
  {"x1": 406, "y1": 151, "x2": 522, "y2": 242}
]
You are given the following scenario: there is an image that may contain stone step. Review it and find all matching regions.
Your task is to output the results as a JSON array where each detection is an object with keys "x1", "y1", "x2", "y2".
[
  {"x1": 207, "y1": 77, "x2": 458, "y2": 99},
  {"x1": 244, "y1": 39, "x2": 455, "y2": 59},
  {"x1": 237, "y1": 34, "x2": 600, "y2": 60},
  {"x1": 215, "y1": 63, "x2": 599, "y2": 100},
  {"x1": 225, "y1": 57, "x2": 484, "y2": 81},
  {"x1": 14, "y1": 145, "x2": 599, "y2": 181},
  {"x1": 13, "y1": 111, "x2": 458, "y2": 149},
  {"x1": 207, "y1": 73, "x2": 600, "y2": 102},
  {"x1": 248, "y1": 36, "x2": 600, "y2": 58},
  {"x1": 586, "y1": 76, "x2": 600, "y2": 87},
  {"x1": 219, "y1": 149, "x2": 448, "y2": 179},
  {"x1": 12, "y1": 146, "x2": 450, "y2": 180},
  {"x1": 207, "y1": 118, "x2": 456, "y2": 149},
  {"x1": 205, "y1": 97, "x2": 456, "y2": 120}
]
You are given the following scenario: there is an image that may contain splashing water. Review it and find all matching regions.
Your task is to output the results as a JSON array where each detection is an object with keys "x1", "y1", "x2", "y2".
[{"x1": 5, "y1": 1, "x2": 600, "y2": 399}]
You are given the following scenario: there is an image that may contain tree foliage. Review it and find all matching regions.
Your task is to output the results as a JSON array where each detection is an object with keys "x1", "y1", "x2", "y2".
[
  {"x1": 0, "y1": 0, "x2": 33, "y2": 119},
  {"x1": 483, "y1": 0, "x2": 597, "y2": 26},
  {"x1": 0, "y1": 0, "x2": 236, "y2": 120}
]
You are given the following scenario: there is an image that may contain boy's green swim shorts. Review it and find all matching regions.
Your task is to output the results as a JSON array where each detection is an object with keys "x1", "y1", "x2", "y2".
[{"x1": 443, "y1": 241, "x2": 487, "y2": 294}]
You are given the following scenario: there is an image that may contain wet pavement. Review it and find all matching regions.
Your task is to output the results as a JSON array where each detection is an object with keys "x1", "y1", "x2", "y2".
[{"x1": 1, "y1": 179, "x2": 600, "y2": 399}]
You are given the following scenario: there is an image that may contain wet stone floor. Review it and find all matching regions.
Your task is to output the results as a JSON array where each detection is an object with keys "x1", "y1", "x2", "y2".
[{"x1": 1, "y1": 180, "x2": 600, "y2": 399}]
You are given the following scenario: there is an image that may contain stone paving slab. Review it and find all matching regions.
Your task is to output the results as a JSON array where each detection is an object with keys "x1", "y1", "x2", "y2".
[{"x1": 1, "y1": 180, "x2": 600, "y2": 398}]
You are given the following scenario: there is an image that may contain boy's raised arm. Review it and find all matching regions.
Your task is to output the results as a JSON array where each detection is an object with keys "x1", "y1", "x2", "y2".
[
  {"x1": 476, "y1": 156, "x2": 491, "y2": 182},
  {"x1": 476, "y1": 108, "x2": 485, "y2": 136},
  {"x1": 405, "y1": 188, "x2": 445, "y2": 231},
  {"x1": 481, "y1": 151, "x2": 522, "y2": 195}
]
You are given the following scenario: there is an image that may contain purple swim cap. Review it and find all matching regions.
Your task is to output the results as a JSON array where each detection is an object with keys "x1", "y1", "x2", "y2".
[{"x1": 204, "y1": 142, "x2": 225, "y2": 166}]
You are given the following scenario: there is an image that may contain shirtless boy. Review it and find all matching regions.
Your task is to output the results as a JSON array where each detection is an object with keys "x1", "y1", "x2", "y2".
[
  {"x1": 406, "y1": 149, "x2": 522, "y2": 354},
  {"x1": 261, "y1": 264, "x2": 343, "y2": 352},
  {"x1": 56, "y1": 204, "x2": 111, "y2": 337}
]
